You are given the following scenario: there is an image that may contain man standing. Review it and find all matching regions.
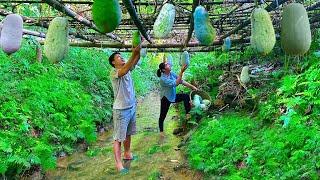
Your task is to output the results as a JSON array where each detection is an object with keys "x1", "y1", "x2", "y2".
[{"x1": 108, "y1": 45, "x2": 141, "y2": 174}]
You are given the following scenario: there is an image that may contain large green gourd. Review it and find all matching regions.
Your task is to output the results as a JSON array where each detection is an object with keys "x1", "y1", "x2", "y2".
[
  {"x1": 281, "y1": 3, "x2": 311, "y2": 56},
  {"x1": 250, "y1": 8, "x2": 275, "y2": 55},
  {"x1": 193, "y1": 5, "x2": 216, "y2": 46},
  {"x1": 92, "y1": 0, "x2": 122, "y2": 33},
  {"x1": 132, "y1": 30, "x2": 141, "y2": 47},
  {"x1": 44, "y1": 17, "x2": 69, "y2": 63},
  {"x1": 153, "y1": 3, "x2": 176, "y2": 38}
]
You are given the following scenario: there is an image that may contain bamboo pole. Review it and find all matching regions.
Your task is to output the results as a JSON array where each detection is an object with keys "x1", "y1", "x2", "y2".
[
  {"x1": 219, "y1": 0, "x2": 289, "y2": 41},
  {"x1": 306, "y1": 1, "x2": 320, "y2": 11},
  {"x1": 6, "y1": 0, "x2": 276, "y2": 5},
  {"x1": 37, "y1": 37, "x2": 250, "y2": 49},
  {"x1": 0, "y1": 24, "x2": 46, "y2": 38},
  {"x1": 184, "y1": 0, "x2": 200, "y2": 47},
  {"x1": 43, "y1": 0, "x2": 123, "y2": 43},
  {"x1": 0, "y1": 8, "x2": 96, "y2": 42}
]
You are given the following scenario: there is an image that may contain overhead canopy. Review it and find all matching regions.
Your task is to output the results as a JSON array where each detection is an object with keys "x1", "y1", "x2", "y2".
[{"x1": 0, "y1": 0, "x2": 319, "y2": 52}]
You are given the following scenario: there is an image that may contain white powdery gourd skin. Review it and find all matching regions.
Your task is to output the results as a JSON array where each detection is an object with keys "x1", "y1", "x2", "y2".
[
  {"x1": 240, "y1": 66, "x2": 250, "y2": 84},
  {"x1": 0, "y1": 14, "x2": 23, "y2": 55},
  {"x1": 153, "y1": 3, "x2": 176, "y2": 38},
  {"x1": 179, "y1": 51, "x2": 190, "y2": 68},
  {"x1": 44, "y1": 17, "x2": 69, "y2": 63}
]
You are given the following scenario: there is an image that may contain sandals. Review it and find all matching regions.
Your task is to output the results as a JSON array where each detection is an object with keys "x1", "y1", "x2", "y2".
[
  {"x1": 119, "y1": 168, "x2": 129, "y2": 175},
  {"x1": 123, "y1": 154, "x2": 138, "y2": 161}
]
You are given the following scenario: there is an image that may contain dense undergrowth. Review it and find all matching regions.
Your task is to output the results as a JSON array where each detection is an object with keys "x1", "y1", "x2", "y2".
[
  {"x1": 0, "y1": 41, "x2": 156, "y2": 177},
  {"x1": 185, "y1": 33, "x2": 320, "y2": 178},
  {"x1": 0, "y1": 34, "x2": 319, "y2": 178}
]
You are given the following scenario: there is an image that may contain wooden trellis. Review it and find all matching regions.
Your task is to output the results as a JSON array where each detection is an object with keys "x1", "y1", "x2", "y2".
[{"x1": 0, "y1": 0, "x2": 319, "y2": 52}]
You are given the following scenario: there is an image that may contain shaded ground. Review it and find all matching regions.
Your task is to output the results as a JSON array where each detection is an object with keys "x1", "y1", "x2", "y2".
[{"x1": 45, "y1": 91, "x2": 202, "y2": 180}]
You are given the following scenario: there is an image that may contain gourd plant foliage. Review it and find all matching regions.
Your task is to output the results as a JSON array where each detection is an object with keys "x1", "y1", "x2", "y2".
[
  {"x1": 0, "y1": 40, "x2": 158, "y2": 177},
  {"x1": 186, "y1": 33, "x2": 320, "y2": 178},
  {"x1": 0, "y1": 43, "x2": 99, "y2": 176},
  {"x1": 258, "y1": 39, "x2": 320, "y2": 124},
  {"x1": 187, "y1": 112, "x2": 320, "y2": 178},
  {"x1": 0, "y1": 40, "x2": 110, "y2": 176}
]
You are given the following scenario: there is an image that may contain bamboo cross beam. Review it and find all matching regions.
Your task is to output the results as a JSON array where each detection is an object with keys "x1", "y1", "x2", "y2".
[
  {"x1": 306, "y1": 1, "x2": 320, "y2": 11},
  {"x1": 0, "y1": 24, "x2": 46, "y2": 38},
  {"x1": 184, "y1": 0, "x2": 200, "y2": 46},
  {"x1": 215, "y1": 4, "x2": 243, "y2": 26},
  {"x1": 5, "y1": 0, "x2": 276, "y2": 5},
  {"x1": 0, "y1": 8, "x2": 97, "y2": 43},
  {"x1": 23, "y1": 29, "x2": 46, "y2": 38},
  {"x1": 50, "y1": 37, "x2": 251, "y2": 49},
  {"x1": 115, "y1": 47, "x2": 244, "y2": 53},
  {"x1": 43, "y1": 0, "x2": 123, "y2": 43}
]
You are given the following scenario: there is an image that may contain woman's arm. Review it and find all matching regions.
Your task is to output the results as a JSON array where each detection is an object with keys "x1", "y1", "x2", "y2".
[
  {"x1": 182, "y1": 81, "x2": 198, "y2": 91},
  {"x1": 175, "y1": 64, "x2": 187, "y2": 85}
]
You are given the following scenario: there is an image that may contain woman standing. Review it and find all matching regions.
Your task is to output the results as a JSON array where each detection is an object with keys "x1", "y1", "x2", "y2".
[{"x1": 157, "y1": 61, "x2": 198, "y2": 141}]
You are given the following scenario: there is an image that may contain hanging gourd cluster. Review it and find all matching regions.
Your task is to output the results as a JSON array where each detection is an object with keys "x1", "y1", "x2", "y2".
[
  {"x1": 0, "y1": 0, "x2": 312, "y2": 63},
  {"x1": 250, "y1": 3, "x2": 311, "y2": 56}
]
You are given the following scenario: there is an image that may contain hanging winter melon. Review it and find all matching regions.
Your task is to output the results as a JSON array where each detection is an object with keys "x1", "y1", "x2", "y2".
[
  {"x1": 140, "y1": 48, "x2": 147, "y2": 58},
  {"x1": 193, "y1": 6, "x2": 216, "y2": 46},
  {"x1": 153, "y1": 3, "x2": 176, "y2": 38},
  {"x1": 167, "y1": 54, "x2": 173, "y2": 67},
  {"x1": 44, "y1": 17, "x2": 69, "y2": 63},
  {"x1": 222, "y1": 37, "x2": 231, "y2": 51},
  {"x1": 0, "y1": 14, "x2": 23, "y2": 55},
  {"x1": 240, "y1": 66, "x2": 250, "y2": 84},
  {"x1": 92, "y1": 0, "x2": 122, "y2": 33},
  {"x1": 179, "y1": 51, "x2": 190, "y2": 67},
  {"x1": 281, "y1": 3, "x2": 311, "y2": 56},
  {"x1": 250, "y1": 8, "x2": 275, "y2": 55},
  {"x1": 132, "y1": 30, "x2": 141, "y2": 47}
]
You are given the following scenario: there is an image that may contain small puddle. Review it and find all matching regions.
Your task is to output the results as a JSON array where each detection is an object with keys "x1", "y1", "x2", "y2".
[{"x1": 46, "y1": 91, "x2": 202, "y2": 179}]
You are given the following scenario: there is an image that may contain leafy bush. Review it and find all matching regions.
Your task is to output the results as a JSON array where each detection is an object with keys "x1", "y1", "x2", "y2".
[
  {"x1": 0, "y1": 40, "x2": 158, "y2": 177},
  {"x1": 0, "y1": 42, "x2": 102, "y2": 176},
  {"x1": 187, "y1": 113, "x2": 320, "y2": 179},
  {"x1": 187, "y1": 114, "x2": 257, "y2": 176},
  {"x1": 187, "y1": 41, "x2": 320, "y2": 179}
]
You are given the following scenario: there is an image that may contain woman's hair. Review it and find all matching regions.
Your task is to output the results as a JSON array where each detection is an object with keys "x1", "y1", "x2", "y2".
[{"x1": 157, "y1": 62, "x2": 166, "y2": 77}]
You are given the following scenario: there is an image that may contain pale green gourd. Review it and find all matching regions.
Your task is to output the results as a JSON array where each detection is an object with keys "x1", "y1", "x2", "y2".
[
  {"x1": 44, "y1": 17, "x2": 69, "y2": 63},
  {"x1": 240, "y1": 66, "x2": 250, "y2": 84},
  {"x1": 153, "y1": 3, "x2": 176, "y2": 38},
  {"x1": 250, "y1": 8, "x2": 275, "y2": 55},
  {"x1": 281, "y1": 3, "x2": 311, "y2": 56}
]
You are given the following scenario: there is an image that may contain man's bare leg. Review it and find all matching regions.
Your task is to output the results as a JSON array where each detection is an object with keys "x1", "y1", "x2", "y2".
[
  {"x1": 123, "y1": 135, "x2": 132, "y2": 159},
  {"x1": 113, "y1": 140, "x2": 123, "y2": 171}
]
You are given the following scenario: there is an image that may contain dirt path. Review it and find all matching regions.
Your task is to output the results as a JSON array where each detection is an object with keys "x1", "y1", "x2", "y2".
[{"x1": 46, "y1": 91, "x2": 202, "y2": 180}]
